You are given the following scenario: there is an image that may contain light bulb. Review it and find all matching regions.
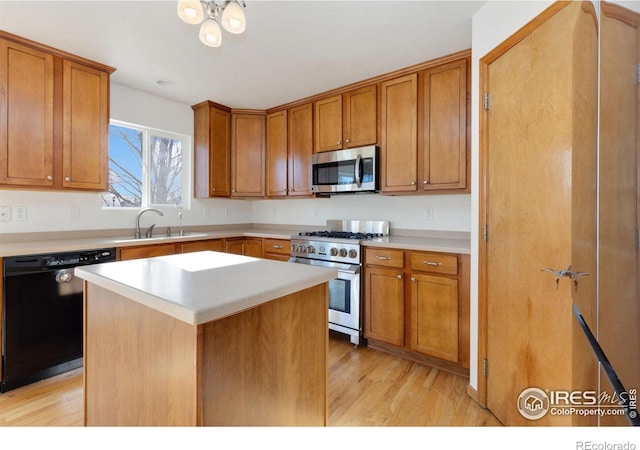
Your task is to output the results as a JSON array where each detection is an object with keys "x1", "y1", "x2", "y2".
[
  {"x1": 199, "y1": 19, "x2": 222, "y2": 47},
  {"x1": 177, "y1": 0, "x2": 204, "y2": 24},
  {"x1": 221, "y1": 1, "x2": 246, "y2": 34}
]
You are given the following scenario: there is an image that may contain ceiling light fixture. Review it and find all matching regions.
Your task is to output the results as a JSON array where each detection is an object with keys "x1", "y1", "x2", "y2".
[{"x1": 177, "y1": 0, "x2": 246, "y2": 48}]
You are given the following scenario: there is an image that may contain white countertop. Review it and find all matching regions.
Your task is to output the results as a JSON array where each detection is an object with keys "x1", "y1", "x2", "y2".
[{"x1": 75, "y1": 251, "x2": 337, "y2": 325}]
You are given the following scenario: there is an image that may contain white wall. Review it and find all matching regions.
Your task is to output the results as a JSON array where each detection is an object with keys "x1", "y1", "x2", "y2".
[{"x1": 469, "y1": 0, "x2": 553, "y2": 390}]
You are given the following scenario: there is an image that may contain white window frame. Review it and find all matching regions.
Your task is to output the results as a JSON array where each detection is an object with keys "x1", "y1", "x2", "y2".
[{"x1": 104, "y1": 119, "x2": 192, "y2": 210}]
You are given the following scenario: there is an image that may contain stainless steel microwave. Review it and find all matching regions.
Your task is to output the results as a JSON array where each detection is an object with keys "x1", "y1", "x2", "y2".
[{"x1": 311, "y1": 145, "x2": 379, "y2": 194}]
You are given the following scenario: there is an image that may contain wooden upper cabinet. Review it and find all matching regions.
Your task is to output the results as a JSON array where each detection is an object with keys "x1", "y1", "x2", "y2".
[
  {"x1": 231, "y1": 112, "x2": 265, "y2": 197},
  {"x1": 287, "y1": 103, "x2": 313, "y2": 196},
  {"x1": 0, "y1": 38, "x2": 54, "y2": 187},
  {"x1": 419, "y1": 58, "x2": 468, "y2": 191},
  {"x1": 0, "y1": 32, "x2": 114, "y2": 191},
  {"x1": 193, "y1": 101, "x2": 231, "y2": 198},
  {"x1": 62, "y1": 60, "x2": 109, "y2": 190},
  {"x1": 380, "y1": 74, "x2": 418, "y2": 192},
  {"x1": 314, "y1": 85, "x2": 377, "y2": 153},
  {"x1": 314, "y1": 95, "x2": 342, "y2": 152},
  {"x1": 343, "y1": 85, "x2": 377, "y2": 148},
  {"x1": 266, "y1": 110, "x2": 288, "y2": 197}
]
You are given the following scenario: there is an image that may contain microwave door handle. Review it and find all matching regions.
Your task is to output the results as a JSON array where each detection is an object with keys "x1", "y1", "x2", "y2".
[{"x1": 354, "y1": 154, "x2": 362, "y2": 187}]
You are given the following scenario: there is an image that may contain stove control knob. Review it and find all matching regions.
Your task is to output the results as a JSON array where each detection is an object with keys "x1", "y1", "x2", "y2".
[
  {"x1": 307, "y1": 245, "x2": 315, "y2": 254},
  {"x1": 348, "y1": 249, "x2": 358, "y2": 259},
  {"x1": 330, "y1": 247, "x2": 338, "y2": 257},
  {"x1": 338, "y1": 248, "x2": 347, "y2": 257}
]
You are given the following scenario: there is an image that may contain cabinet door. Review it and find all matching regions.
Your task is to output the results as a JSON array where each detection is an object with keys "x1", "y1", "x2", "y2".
[
  {"x1": 287, "y1": 103, "x2": 313, "y2": 196},
  {"x1": 62, "y1": 60, "x2": 109, "y2": 190},
  {"x1": 364, "y1": 266, "x2": 404, "y2": 346},
  {"x1": 193, "y1": 103, "x2": 231, "y2": 198},
  {"x1": 225, "y1": 239, "x2": 244, "y2": 255},
  {"x1": 119, "y1": 243, "x2": 177, "y2": 261},
  {"x1": 0, "y1": 39, "x2": 54, "y2": 187},
  {"x1": 266, "y1": 110, "x2": 288, "y2": 197},
  {"x1": 343, "y1": 85, "x2": 377, "y2": 148},
  {"x1": 410, "y1": 273, "x2": 458, "y2": 362},
  {"x1": 380, "y1": 74, "x2": 418, "y2": 192},
  {"x1": 314, "y1": 95, "x2": 342, "y2": 152},
  {"x1": 231, "y1": 113, "x2": 265, "y2": 197},
  {"x1": 420, "y1": 59, "x2": 467, "y2": 191},
  {"x1": 243, "y1": 239, "x2": 263, "y2": 258},
  {"x1": 181, "y1": 239, "x2": 224, "y2": 253}
]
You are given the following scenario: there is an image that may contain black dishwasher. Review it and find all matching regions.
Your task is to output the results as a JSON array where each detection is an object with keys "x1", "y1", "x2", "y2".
[{"x1": 1, "y1": 248, "x2": 116, "y2": 392}]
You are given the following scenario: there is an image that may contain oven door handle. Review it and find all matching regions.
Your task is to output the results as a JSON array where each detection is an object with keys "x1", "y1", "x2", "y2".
[
  {"x1": 354, "y1": 154, "x2": 362, "y2": 187},
  {"x1": 337, "y1": 265, "x2": 361, "y2": 275}
]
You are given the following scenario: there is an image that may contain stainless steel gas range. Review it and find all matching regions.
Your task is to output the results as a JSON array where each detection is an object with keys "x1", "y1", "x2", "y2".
[{"x1": 289, "y1": 220, "x2": 389, "y2": 346}]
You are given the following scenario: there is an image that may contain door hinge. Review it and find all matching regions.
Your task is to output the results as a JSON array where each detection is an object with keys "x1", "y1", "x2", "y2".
[
  {"x1": 483, "y1": 92, "x2": 490, "y2": 110},
  {"x1": 483, "y1": 224, "x2": 489, "y2": 242},
  {"x1": 636, "y1": 64, "x2": 640, "y2": 84},
  {"x1": 483, "y1": 358, "x2": 488, "y2": 377}
]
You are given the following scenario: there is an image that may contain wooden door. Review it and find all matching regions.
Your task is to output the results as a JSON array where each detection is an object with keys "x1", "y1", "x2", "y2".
[
  {"x1": 598, "y1": 1, "x2": 640, "y2": 425},
  {"x1": 314, "y1": 95, "x2": 342, "y2": 152},
  {"x1": 410, "y1": 274, "x2": 458, "y2": 363},
  {"x1": 343, "y1": 85, "x2": 377, "y2": 148},
  {"x1": 266, "y1": 110, "x2": 287, "y2": 197},
  {"x1": 364, "y1": 266, "x2": 404, "y2": 346},
  {"x1": 380, "y1": 74, "x2": 417, "y2": 192},
  {"x1": 62, "y1": 60, "x2": 109, "y2": 190},
  {"x1": 481, "y1": 2, "x2": 597, "y2": 426},
  {"x1": 0, "y1": 39, "x2": 54, "y2": 187},
  {"x1": 419, "y1": 58, "x2": 467, "y2": 191},
  {"x1": 231, "y1": 112, "x2": 265, "y2": 197},
  {"x1": 287, "y1": 103, "x2": 313, "y2": 196}
]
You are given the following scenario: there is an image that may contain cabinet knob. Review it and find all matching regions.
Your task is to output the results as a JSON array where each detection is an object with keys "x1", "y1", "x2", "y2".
[
  {"x1": 337, "y1": 141, "x2": 341, "y2": 145},
  {"x1": 397, "y1": 274, "x2": 402, "y2": 280},
  {"x1": 65, "y1": 176, "x2": 71, "y2": 182},
  {"x1": 46, "y1": 175, "x2": 53, "y2": 181},
  {"x1": 410, "y1": 181, "x2": 416, "y2": 186},
  {"x1": 345, "y1": 139, "x2": 350, "y2": 143},
  {"x1": 232, "y1": 189, "x2": 236, "y2": 193},
  {"x1": 423, "y1": 180, "x2": 428, "y2": 185},
  {"x1": 411, "y1": 277, "x2": 416, "y2": 282},
  {"x1": 212, "y1": 187, "x2": 216, "y2": 191}
]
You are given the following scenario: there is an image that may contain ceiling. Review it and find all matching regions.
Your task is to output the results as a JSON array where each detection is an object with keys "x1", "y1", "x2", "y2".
[{"x1": 0, "y1": 0, "x2": 485, "y2": 109}]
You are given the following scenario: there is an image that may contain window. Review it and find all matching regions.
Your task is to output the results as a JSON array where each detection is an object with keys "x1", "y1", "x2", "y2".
[{"x1": 103, "y1": 120, "x2": 190, "y2": 208}]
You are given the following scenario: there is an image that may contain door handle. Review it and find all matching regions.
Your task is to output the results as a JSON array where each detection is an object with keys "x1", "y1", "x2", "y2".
[{"x1": 354, "y1": 154, "x2": 362, "y2": 187}]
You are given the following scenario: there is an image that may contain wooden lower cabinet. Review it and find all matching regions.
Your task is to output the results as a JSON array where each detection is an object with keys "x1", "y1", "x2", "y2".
[
  {"x1": 118, "y1": 243, "x2": 178, "y2": 260},
  {"x1": 262, "y1": 238, "x2": 291, "y2": 261},
  {"x1": 224, "y1": 238, "x2": 263, "y2": 257},
  {"x1": 180, "y1": 239, "x2": 224, "y2": 253},
  {"x1": 364, "y1": 266, "x2": 404, "y2": 346},
  {"x1": 363, "y1": 246, "x2": 469, "y2": 373}
]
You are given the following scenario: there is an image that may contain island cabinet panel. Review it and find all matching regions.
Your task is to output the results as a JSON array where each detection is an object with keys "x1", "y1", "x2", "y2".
[
  {"x1": 201, "y1": 283, "x2": 328, "y2": 426},
  {"x1": 83, "y1": 281, "x2": 329, "y2": 426},
  {"x1": 84, "y1": 284, "x2": 199, "y2": 426},
  {"x1": 231, "y1": 112, "x2": 266, "y2": 197}
]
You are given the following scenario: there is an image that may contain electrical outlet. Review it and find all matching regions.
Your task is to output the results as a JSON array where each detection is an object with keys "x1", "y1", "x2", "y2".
[
  {"x1": 0, "y1": 206, "x2": 10, "y2": 222},
  {"x1": 70, "y1": 207, "x2": 80, "y2": 221},
  {"x1": 425, "y1": 207, "x2": 434, "y2": 221},
  {"x1": 14, "y1": 206, "x2": 26, "y2": 221}
]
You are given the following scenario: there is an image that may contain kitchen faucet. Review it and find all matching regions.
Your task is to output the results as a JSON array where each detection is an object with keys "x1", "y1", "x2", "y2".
[{"x1": 135, "y1": 208, "x2": 164, "y2": 239}]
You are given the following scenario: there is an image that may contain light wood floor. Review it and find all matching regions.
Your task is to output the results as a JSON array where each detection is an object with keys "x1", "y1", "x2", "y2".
[{"x1": 0, "y1": 332, "x2": 501, "y2": 427}]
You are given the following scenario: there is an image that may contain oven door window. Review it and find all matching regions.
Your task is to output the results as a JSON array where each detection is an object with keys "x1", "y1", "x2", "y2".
[{"x1": 328, "y1": 278, "x2": 351, "y2": 314}]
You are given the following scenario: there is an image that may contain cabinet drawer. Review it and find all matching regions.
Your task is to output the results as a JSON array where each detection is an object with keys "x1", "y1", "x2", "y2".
[
  {"x1": 410, "y1": 252, "x2": 457, "y2": 275},
  {"x1": 365, "y1": 248, "x2": 404, "y2": 268},
  {"x1": 263, "y1": 238, "x2": 291, "y2": 255}
]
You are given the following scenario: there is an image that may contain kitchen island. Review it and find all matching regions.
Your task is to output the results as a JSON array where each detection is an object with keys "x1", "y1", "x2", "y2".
[{"x1": 74, "y1": 251, "x2": 336, "y2": 426}]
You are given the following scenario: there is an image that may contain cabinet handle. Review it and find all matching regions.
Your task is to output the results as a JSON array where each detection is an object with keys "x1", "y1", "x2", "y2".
[
  {"x1": 423, "y1": 261, "x2": 443, "y2": 266},
  {"x1": 65, "y1": 176, "x2": 71, "y2": 182},
  {"x1": 273, "y1": 245, "x2": 283, "y2": 249},
  {"x1": 376, "y1": 256, "x2": 392, "y2": 260},
  {"x1": 397, "y1": 274, "x2": 402, "y2": 280},
  {"x1": 46, "y1": 175, "x2": 53, "y2": 181}
]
